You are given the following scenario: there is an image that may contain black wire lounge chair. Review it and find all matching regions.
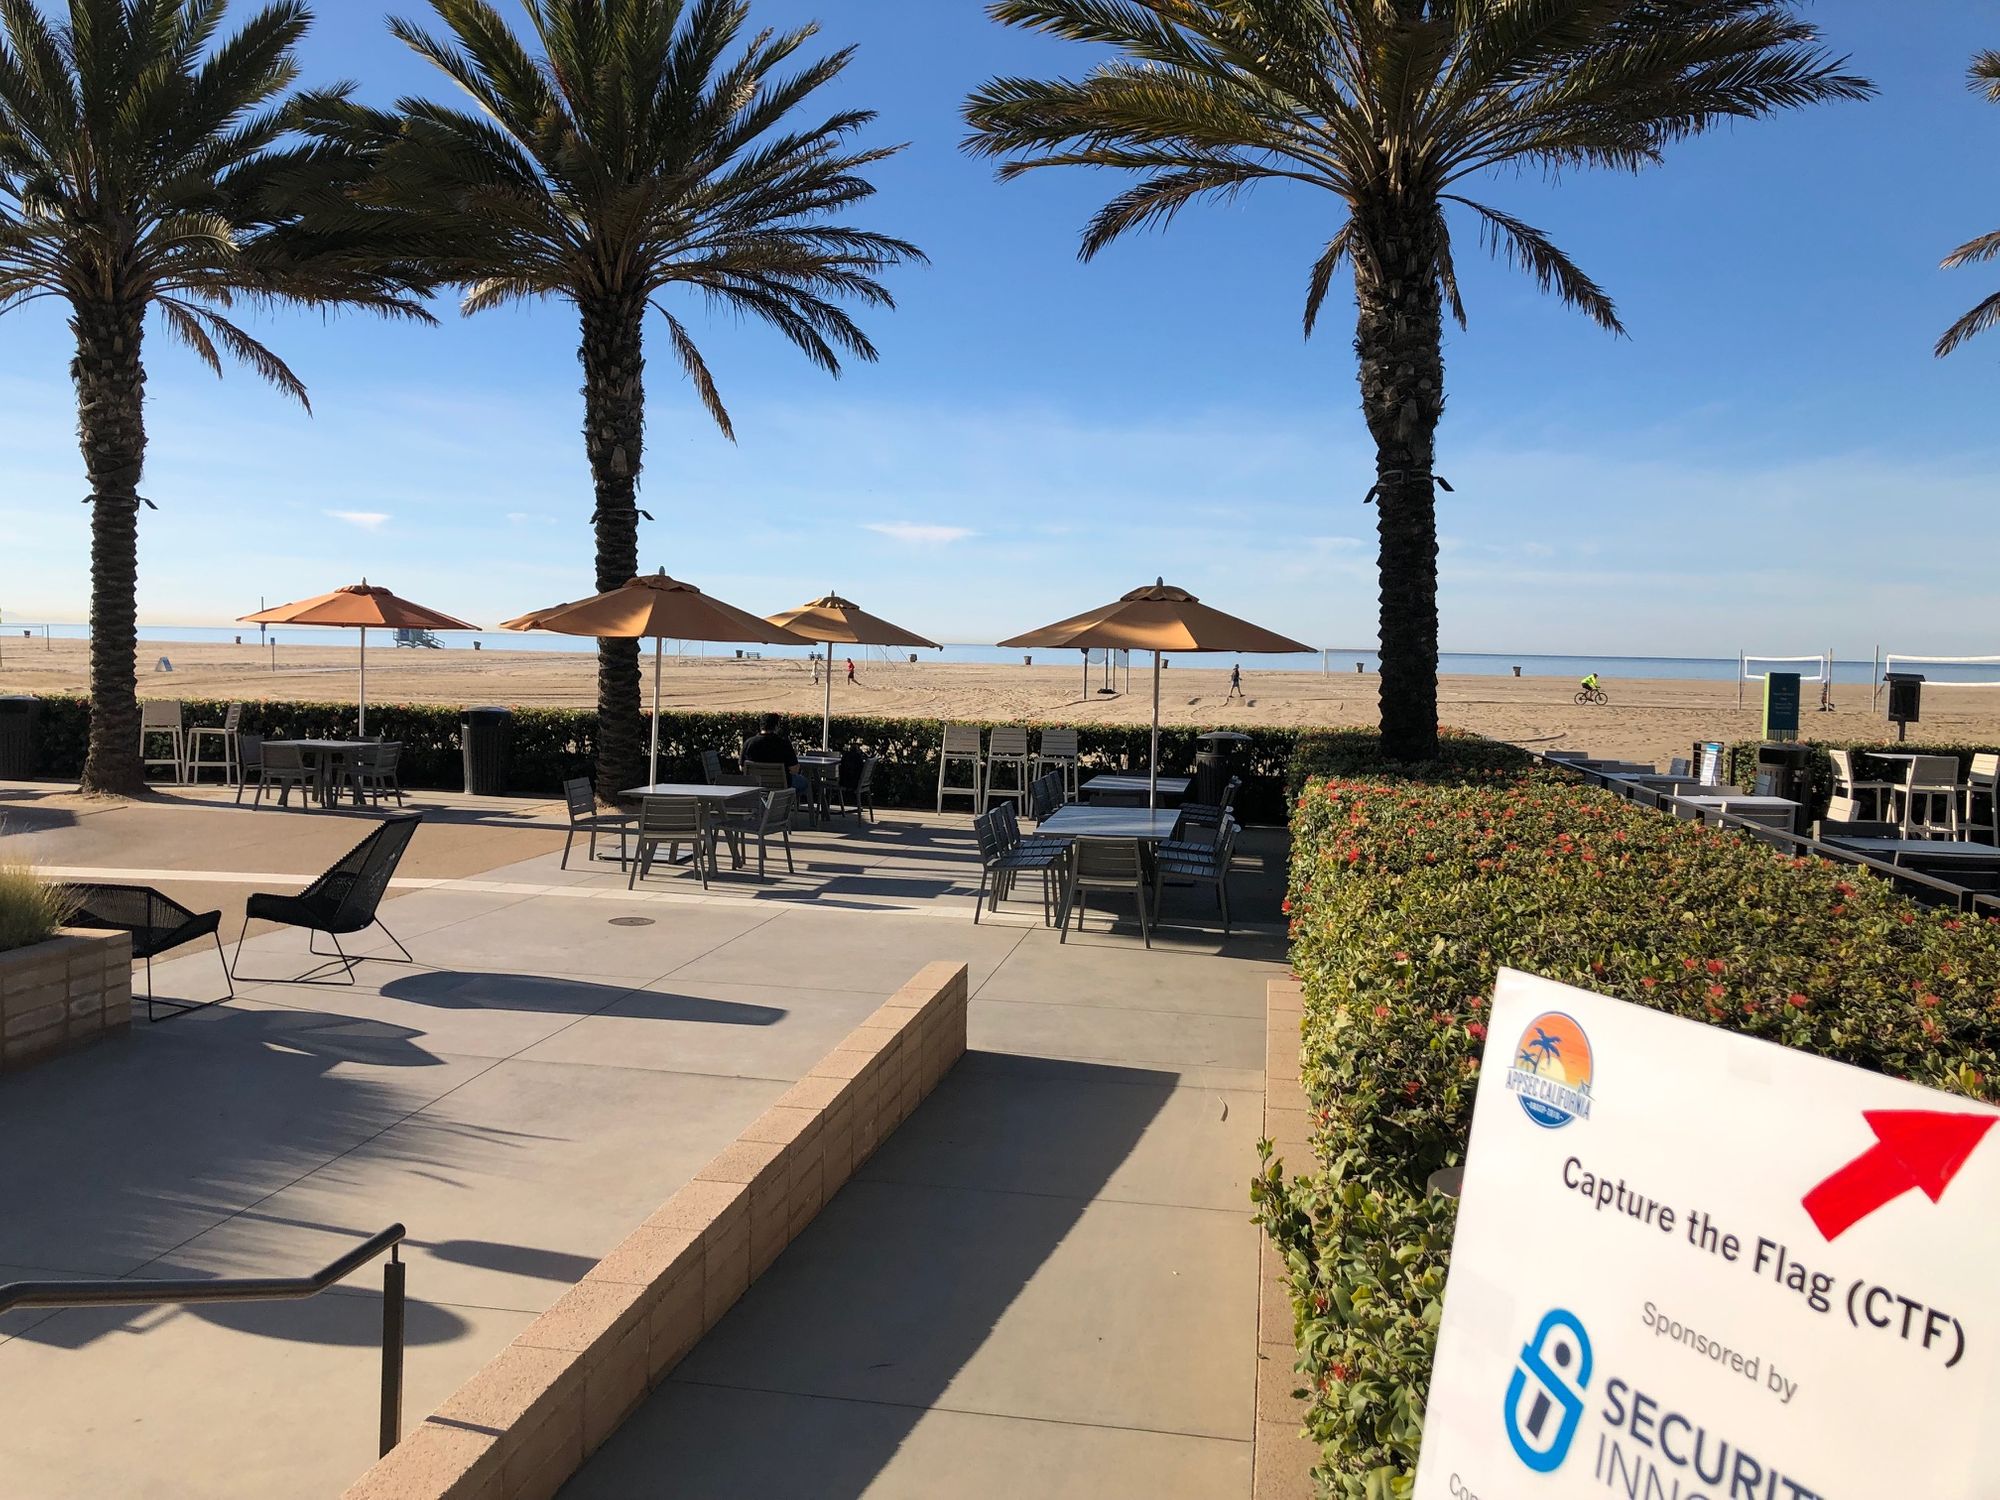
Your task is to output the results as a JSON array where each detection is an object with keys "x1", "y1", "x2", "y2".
[
  {"x1": 230, "y1": 814, "x2": 422, "y2": 985},
  {"x1": 64, "y1": 883, "x2": 232, "y2": 1021}
]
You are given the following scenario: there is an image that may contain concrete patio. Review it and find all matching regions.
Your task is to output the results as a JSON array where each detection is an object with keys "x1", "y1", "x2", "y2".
[{"x1": 0, "y1": 781, "x2": 1283, "y2": 1498}]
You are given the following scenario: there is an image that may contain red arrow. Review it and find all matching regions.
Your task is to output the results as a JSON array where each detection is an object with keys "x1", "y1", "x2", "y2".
[{"x1": 1803, "y1": 1109, "x2": 1997, "y2": 1242}]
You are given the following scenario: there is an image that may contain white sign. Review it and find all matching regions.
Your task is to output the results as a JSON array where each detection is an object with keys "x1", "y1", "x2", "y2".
[{"x1": 1416, "y1": 969, "x2": 2000, "y2": 1500}]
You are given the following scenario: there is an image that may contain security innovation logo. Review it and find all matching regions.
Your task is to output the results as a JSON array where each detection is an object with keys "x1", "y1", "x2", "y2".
[
  {"x1": 1504, "y1": 1309, "x2": 1594, "y2": 1473},
  {"x1": 1506, "y1": 1010, "x2": 1594, "y2": 1128}
]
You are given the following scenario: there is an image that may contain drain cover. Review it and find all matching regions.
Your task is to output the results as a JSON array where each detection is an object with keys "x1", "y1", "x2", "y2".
[{"x1": 608, "y1": 916, "x2": 655, "y2": 927}]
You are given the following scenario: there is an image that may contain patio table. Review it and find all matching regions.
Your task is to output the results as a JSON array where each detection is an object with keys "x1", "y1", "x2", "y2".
[
  {"x1": 798, "y1": 751, "x2": 841, "y2": 825},
  {"x1": 1820, "y1": 836, "x2": 2000, "y2": 862},
  {"x1": 263, "y1": 739, "x2": 375, "y2": 807},
  {"x1": 1668, "y1": 792, "x2": 1801, "y2": 833},
  {"x1": 619, "y1": 784, "x2": 763, "y2": 871},
  {"x1": 1080, "y1": 774, "x2": 1191, "y2": 805},
  {"x1": 1036, "y1": 805, "x2": 1182, "y2": 841}
]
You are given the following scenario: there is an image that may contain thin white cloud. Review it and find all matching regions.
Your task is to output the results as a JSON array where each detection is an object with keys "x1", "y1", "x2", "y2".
[
  {"x1": 864, "y1": 522, "x2": 975, "y2": 545},
  {"x1": 327, "y1": 510, "x2": 390, "y2": 531}
]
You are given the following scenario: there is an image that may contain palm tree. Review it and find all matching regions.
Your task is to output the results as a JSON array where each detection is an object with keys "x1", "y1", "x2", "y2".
[
  {"x1": 1937, "y1": 51, "x2": 2000, "y2": 357},
  {"x1": 306, "y1": 0, "x2": 922, "y2": 801},
  {"x1": 0, "y1": 0, "x2": 430, "y2": 794},
  {"x1": 964, "y1": 0, "x2": 1868, "y2": 761},
  {"x1": 1528, "y1": 1027, "x2": 1563, "y2": 1067}
]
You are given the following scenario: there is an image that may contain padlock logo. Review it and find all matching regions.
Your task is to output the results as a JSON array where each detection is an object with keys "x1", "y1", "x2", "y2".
[{"x1": 1503, "y1": 1308, "x2": 1592, "y2": 1473}]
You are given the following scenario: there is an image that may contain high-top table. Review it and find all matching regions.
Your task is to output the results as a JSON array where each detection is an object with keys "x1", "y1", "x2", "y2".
[
  {"x1": 1079, "y1": 774, "x2": 1191, "y2": 806},
  {"x1": 1036, "y1": 805, "x2": 1181, "y2": 841},
  {"x1": 263, "y1": 739, "x2": 376, "y2": 807}
]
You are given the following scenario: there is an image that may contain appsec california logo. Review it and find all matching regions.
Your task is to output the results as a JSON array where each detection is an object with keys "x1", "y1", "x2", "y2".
[
  {"x1": 1504, "y1": 1308, "x2": 1593, "y2": 1472},
  {"x1": 1506, "y1": 1010, "x2": 1594, "y2": 1128}
]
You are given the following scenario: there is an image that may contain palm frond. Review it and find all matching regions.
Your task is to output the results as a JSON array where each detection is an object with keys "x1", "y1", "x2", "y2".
[{"x1": 1446, "y1": 194, "x2": 1622, "y2": 334}]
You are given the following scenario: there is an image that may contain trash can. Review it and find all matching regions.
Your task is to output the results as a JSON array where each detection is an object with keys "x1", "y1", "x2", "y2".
[
  {"x1": 0, "y1": 695, "x2": 37, "y2": 778},
  {"x1": 1752, "y1": 741, "x2": 1813, "y2": 814},
  {"x1": 461, "y1": 706, "x2": 512, "y2": 795},
  {"x1": 1194, "y1": 729, "x2": 1252, "y2": 806}
]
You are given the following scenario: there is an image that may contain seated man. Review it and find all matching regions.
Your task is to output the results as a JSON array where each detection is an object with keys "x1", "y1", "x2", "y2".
[{"x1": 743, "y1": 714, "x2": 809, "y2": 797}]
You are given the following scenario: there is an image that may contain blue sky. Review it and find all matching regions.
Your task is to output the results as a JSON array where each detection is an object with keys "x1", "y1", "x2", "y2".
[{"x1": 3, "y1": 0, "x2": 1998, "y2": 656}]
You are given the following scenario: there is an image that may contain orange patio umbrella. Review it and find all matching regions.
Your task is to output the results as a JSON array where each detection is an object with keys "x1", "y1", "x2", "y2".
[
  {"x1": 240, "y1": 581, "x2": 478, "y2": 736},
  {"x1": 764, "y1": 592, "x2": 938, "y2": 750},
  {"x1": 999, "y1": 579, "x2": 1311, "y2": 807},
  {"x1": 501, "y1": 570, "x2": 813, "y2": 787}
]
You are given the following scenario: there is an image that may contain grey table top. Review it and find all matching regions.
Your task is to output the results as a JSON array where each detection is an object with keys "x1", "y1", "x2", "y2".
[
  {"x1": 1037, "y1": 806, "x2": 1182, "y2": 840},
  {"x1": 1081, "y1": 774, "x2": 1192, "y2": 797},
  {"x1": 621, "y1": 783, "x2": 762, "y2": 802},
  {"x1": 1823, "y1": 836, "x2": 2000, "y2": 859},
  {"x1": 264, "y1": 739, "x2": 373, "y2": 752},
  {"x1": 1671, "y1": 793, "x2": 1800, "y2": 808}
]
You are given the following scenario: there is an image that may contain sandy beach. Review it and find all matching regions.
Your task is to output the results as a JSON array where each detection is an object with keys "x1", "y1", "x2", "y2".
[{"x1": 4, "y1": 637, "x2": 1992, "y2": 769}]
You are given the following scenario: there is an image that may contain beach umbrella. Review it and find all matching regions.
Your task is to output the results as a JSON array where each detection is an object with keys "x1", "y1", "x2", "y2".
[
  {"x1": 501, "y1": 570, "x2": 814, "y2": 788},
  {"x1": 998, "y1": 579, "x2": 1311, "y2": 807},
  {"x1": 240, "y1": 581, "x2": 478, "y2": 736},
  {"x1": 764, "y1": 593, "x2": 939, "y2": 750}
]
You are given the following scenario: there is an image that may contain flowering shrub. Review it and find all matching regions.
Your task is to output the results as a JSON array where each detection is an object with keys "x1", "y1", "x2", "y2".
[{"x1": 1253, "y1": 735, "x2": 2000, "y2": 1498}]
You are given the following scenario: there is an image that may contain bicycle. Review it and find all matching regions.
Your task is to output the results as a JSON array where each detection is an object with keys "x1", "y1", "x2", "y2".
[{"x1": 1573, "y1": 687, "x2": 1608, "y2": 705}]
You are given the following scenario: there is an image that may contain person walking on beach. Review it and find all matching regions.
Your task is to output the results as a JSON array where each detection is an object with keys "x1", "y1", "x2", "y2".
[
  {"x1": 846, "y1": 657, "x2": 856, "y2": 684},
  {"x1": 1226, "y1": 663, "x2": 1244, "y2": 701}
]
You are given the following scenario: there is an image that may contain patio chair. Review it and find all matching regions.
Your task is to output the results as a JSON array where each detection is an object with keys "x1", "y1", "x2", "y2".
[
  {"x1": 745, "y1": 760, "x2": 790, "y2": 793},
  {"x1": 972, "y1": 808, "x2": 1064, "y2": 926},
  {"x1": 724, "y1": 789, "x2": 798, "y2": 878},
  {"x1": 230, "y1": 814, "x2": 422, "y2": 985},
  {"x1": 937, "y1": 724, "x2": 983, "y2": 812},
  {"x1": 1027, "y1": 772, "x2": 1064, "y2": 824},
  {"x1": 1828, "y1": 750, "x2": 1892, "y2": 823},
  {"x1": 65, "y1": 883, "x2": 232, "y2": 1020},
  {"x1": 983, "y1": 727, "x2": 1033, "y2": 813},
  {"x1": 252, "y1": 740, "x2": 316, "y2": 809},
  {"x1": 560, "y1": 776, "x2": 634, "y2": 870},
  {"x1": 700, "y1": 749, "x2": 725, "y2": 783},
  {"x1": 996, "y1": 800, "x2": 1065, "y2": 858},
  {"x1": 630, "y1": 796, "x2": 721, "y2": 890},
  {"x1": 234, "y1": 734, "x2": 265, "y2": 805},
  {"x1": 1035, "y1": 728, "x2": 1081, "y2": 800},
  {"x1": 1814, "y1": 818, "x2": 1901, "y2": 841},
  {"x1": 1152, "y1": 816, "x2": 1240, "y2": 934},
  {"x1": 1887, "y1": 755, "x2": 1963, "y2": 839},
  {"x1": 1174, "y1": 777, "x2": 1241, "y2": 844},
  {"x1": 185, "y1": 704, "x2": 243, "y2": 786},
  {"x1": 1965, "y1": 753, "x2": 2000, "y2": 842},
  {"x1": 1058, "y1": 837, "x2": 1152, "y2": 947},
  {"x1": 833, "y1": 754, "x2": 879, "y2": 823},
  {"x1": 139, "y1": 699, "x2": 186, "y2": 783},
  {"x1": 344, "y1": 742, "x2": 406, "y2": 807}
]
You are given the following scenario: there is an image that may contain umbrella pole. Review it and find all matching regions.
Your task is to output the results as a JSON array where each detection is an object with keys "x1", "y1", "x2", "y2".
[
  {"x1": 824, "y1": 641, "x2": 833, "y2": 750},
  {"x1": 358, "y1": 627, "x2": 367, "y2": 738},
  {"x1": 1150, "y1": 650, "x2": 1161, "y2": 810},
  {"x1": 649, "y1": 637, "x2": 663, "y2": 788}
]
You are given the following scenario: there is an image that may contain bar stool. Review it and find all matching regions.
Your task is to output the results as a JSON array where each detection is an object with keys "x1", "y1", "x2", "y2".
[
  {"x1": 186, "y1": 703, "x2": 243, "y2": 786},
  {"x1": 139, "y1": 700, "x2": 187, "y2": 783}
]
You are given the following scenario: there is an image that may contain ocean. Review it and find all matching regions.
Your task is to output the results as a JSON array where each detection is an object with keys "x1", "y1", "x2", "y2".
[{"x1": 3, "y1": 623, "x2": 1974, "y2": 686}]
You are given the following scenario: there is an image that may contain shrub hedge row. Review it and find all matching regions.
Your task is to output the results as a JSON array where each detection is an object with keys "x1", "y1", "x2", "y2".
[
  {"x1": 1254, "y1": 732, "x2": 2000, "y2": 1499},
  {"x1": 18, "y1": 695, "x2": 1304, "y2": 819},
  {"x1": 1724, "y1": 737, "x2": 2000, "y2": 818}
]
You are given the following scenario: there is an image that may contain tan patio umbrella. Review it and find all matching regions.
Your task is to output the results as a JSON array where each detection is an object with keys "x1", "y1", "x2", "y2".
[
  {"x1": 241, "y1": 581, "x2": 478, "y2": 736},
  {"x1": 765, "y1": 593, "x2": 939, "y2": 750},
  {"x1": 501, "y1": 570, "x2": 814, "y2": 788},
  {"x1": 999, "y1": 579, "x2": 1311, "y2": 807}
]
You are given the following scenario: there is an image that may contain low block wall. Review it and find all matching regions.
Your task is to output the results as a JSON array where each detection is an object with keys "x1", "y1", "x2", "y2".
[
  {"x1": 344, "y1": 959, "x2": 971, "y2": 1500},
  {"x1": 1254, "y1": 976, "x2": 1316, "y2": 1500},
  {"x1": 0, "y1": 928, "x2": 132, "y2": 1074}
]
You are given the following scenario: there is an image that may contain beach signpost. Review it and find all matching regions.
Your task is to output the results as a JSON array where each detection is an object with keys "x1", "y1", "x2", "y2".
[
  {"x1": 1414, "y1": 969, "x2": 2000, "y2": 1499},
  {"x1": 1764, "y1": 671, "x2": 1802, "y2": 741}
]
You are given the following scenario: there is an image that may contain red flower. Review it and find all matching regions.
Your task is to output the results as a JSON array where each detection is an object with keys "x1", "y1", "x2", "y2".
[
  {"x1": 1280, "y1": 898, "x2": 1293, "y2": 914},
  {"x1": 1373, "y1": 1005, "x2": 1391, "y2": 1020},
  {"x1": 1917, "y1": 993, "x2": 1940, "y2": 1010},
  {"x1": 1707, "y1": 984, "x2": 1726, "y2": 999},
  {"x1": 1403, "y1": 1080, "x2": 1422, "y2": 1097},
  {"x1": 1467, "y1": 1021, "x2": 1488, "y2": 1041},
  {"x1": 1787, "y1": 993, "x2": 1809, "y2": 1009},
  {"x1": 1705, "y1": 959, "x2": 1726, "y2": 975},
  {"x1": 1640, "y1": 977, "x2": 1657, "y2": 989},
  {"x1": 1682, "y1": 957, "x2": 1699, "y2": 971},
  {"x1": 1330, "y1": 1362, "x2": 1351, "y2": 1383},
  {"x1": 1393, "y1": 950, "x2": 1409, "y2": 962}
]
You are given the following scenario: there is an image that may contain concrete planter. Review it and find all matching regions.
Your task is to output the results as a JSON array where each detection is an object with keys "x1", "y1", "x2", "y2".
[{"x1": 0, "y1": 927, "x2": 133, "y2": 1074}]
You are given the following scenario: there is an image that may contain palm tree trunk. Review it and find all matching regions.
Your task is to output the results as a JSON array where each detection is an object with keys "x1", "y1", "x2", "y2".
[
  {"x1": 1353, "y1": 201, "x2": 1445, "y2": 762},
  {"x1": 580, "y1": 294, "x2": 648, "y2": 802},
  {"x1": 72, "y1": 301, "x2": 149, "y2": 796}
]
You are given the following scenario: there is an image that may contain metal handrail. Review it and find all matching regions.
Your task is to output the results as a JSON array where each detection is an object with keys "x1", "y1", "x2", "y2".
[{"x1": 0, "y1": 1223, "x2": 408, "y2": 1457}]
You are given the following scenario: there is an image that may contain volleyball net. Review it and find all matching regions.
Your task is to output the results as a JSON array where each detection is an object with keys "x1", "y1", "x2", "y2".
[{"x1": 1881, "y1": 654, "x2": 2000, "y2": 689}]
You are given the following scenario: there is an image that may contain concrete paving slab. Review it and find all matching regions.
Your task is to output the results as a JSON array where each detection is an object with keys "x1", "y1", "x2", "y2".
[
  {"x1": 973, "y1": 933, "x2": 1273, "y2": 1017},
  {"x1": 0, "y1": 1010, "x2": 483, "y2": 1275},
  {"x1": 514, "y1": 979, "x2": 881, "y2": 1081},
  {"x1": 666, "y1": 906, "x2": 1028, "y2": 993},
  {"x1": 672, "y1": 1176, "x2": 1258, "y2": 1440},
  {"x1": 858, "y1": 1060, "x2": 1262, "y2": 1213},
  {"x1": 970, "y1": 994, "x2": 1266, "y2": 1074},
  {"x1": 566, "y1": 1381, "x2": 1252, "y2": 1500},
  {"x1": 162, "y1": 1058, "x2": 791, "y2": 1314},
  {"x1": 357, "y1": 898, "x2": 781, "y2": 978},
  {"x1": 0, "y1": 1284, "x2": 533, "y2": 1500}
]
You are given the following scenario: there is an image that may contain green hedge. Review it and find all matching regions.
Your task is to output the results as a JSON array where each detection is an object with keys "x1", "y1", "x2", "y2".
[
  {"x1": 1725, "y1": 738, "x2": 1999, "y2": 818},
  {"x1": 18, "y1": 695, "x2": 1304, "y2": 819},
  {"x1": 1253, "y1": 736, "x2": 2000, "y2": 1498}
]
